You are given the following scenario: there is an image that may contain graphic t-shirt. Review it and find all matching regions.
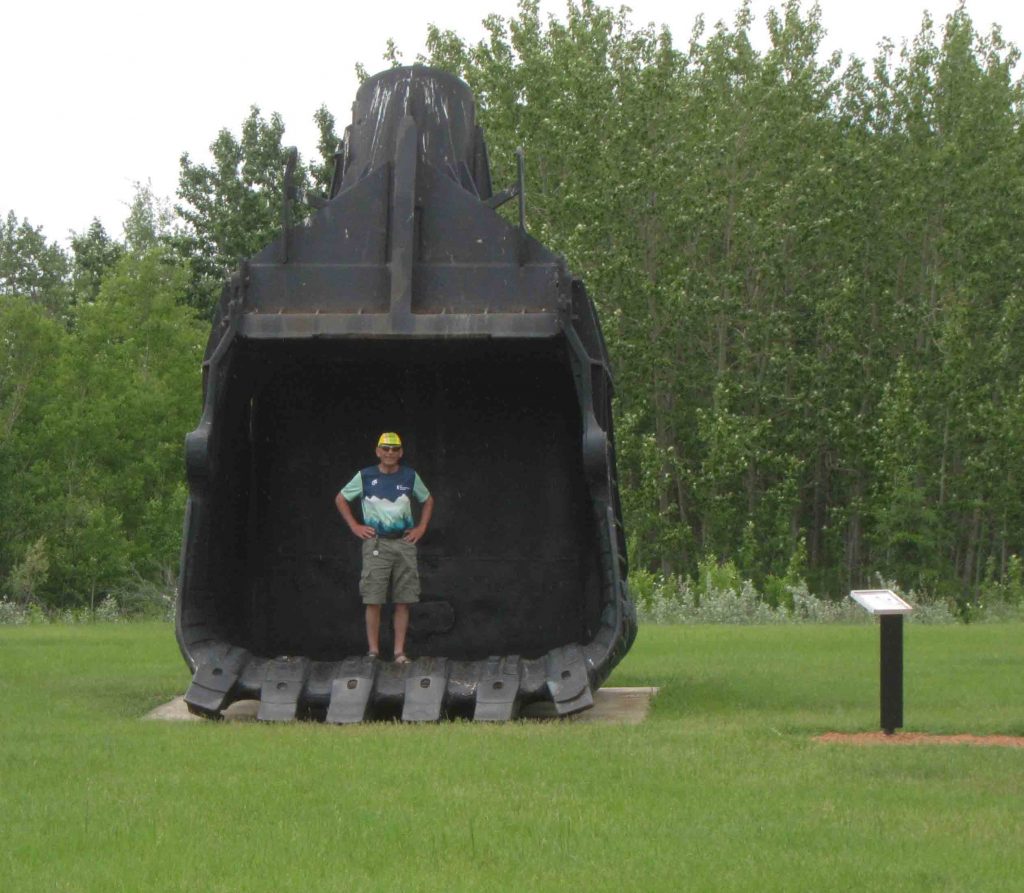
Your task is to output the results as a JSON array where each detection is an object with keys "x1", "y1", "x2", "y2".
[{"x1": 339, "y1": 465, "x2": 430, "y2": 536}]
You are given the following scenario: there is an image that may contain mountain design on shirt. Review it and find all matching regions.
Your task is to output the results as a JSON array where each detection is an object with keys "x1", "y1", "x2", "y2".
[
  {"x1": 339, "y1": 464, "x2": 431, "y2": 536},
  {"x1": 363, "y1": 493, "x2": 415, "y2": 535}
]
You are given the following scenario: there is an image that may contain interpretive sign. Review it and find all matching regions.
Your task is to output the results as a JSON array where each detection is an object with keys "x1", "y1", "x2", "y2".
[
  {"x1": 849, "y1": 589, "x2": 913, "y2": 615},
  {"x1": 849, "y1": 589, "x2": 913, "y2": 733}
]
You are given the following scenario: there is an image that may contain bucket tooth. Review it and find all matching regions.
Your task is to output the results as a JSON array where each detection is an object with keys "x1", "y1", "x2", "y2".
[
  {"x1": 184, "y1": 647, "x2": 250, "y2": 717},
  {"x1": 325, "y1": 656, "x2": 378, "y2": 724},
  {"x1": 402, "y1": 657, "x2": 449, "y2": 722},
  {"x1": 474, "y1": 655, "x2": 522, "y2": 722},
  {"x1": 545, "y1": 645, "x2": 594, "y2": 716},
  {"x1": 257, "y1": 657, "x2": 309, "y2": 722}
]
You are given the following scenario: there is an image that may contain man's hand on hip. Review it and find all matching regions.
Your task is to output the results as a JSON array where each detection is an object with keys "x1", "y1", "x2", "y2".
[{"x1": 402, "y1": 525, "x2": 427, "y2": 544}]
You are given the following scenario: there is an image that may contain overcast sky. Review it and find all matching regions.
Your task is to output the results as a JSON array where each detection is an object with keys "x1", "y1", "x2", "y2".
[{"x1": 3, "y1": 0, "x2": 1021, "y2": 244}]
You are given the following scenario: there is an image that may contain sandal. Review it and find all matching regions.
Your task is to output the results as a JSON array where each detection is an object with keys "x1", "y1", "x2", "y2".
[
  {"x1": 394, "y1": 653, "x2": 411, "y2": 665},
  {"x1": 367, "y1": 651, "x2": 379, "y2": 659}
]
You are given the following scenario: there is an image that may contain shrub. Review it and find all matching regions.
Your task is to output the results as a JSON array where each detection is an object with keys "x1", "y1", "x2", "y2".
[
  {"x1": 5, "y1": 537, "x2": 49, "y2": 605},
  {"x1": 0, "y1": 566, "x2": 177, "y2": 624},
  {"x1": 633, "y1": 565, "x2": 965, "y2": 625},
  {"x1": 112, "y1": 569, "x2": 177, "y2": 621},
  {"x1": 0, "y1": 598, "x2": 48, "y2": 625}
]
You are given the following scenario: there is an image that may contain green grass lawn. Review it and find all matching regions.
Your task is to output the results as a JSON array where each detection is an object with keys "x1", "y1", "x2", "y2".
[{"x1": 1, "y1": 622, "x2": 1021, "y2": 892}]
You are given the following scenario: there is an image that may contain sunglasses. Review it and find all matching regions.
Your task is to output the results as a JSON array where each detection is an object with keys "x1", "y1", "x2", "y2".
[{"x1": 379, "y1": 445, "x2": 401, "y2": 452}]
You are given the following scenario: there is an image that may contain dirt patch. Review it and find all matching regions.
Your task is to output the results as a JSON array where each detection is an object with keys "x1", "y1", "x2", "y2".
[{"x1": 816, "y1": 731, "x2": 1024, "y2": 748}]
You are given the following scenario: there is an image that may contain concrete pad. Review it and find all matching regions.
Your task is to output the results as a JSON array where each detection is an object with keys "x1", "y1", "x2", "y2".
[
  {"x1": 144, "y1": 698, "x2": 260, "y2": 722},
  {"x1": 144, "y1": 697, "x2": 201, "y2": 721},
  {"x1": 145, "y1": 686, "x2": 658, "y2": 725}
]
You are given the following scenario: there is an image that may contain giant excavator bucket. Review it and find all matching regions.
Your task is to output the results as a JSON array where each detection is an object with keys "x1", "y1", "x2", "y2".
[{"x1": 177, "y1": 66, "x2": 636, "y2": 722}]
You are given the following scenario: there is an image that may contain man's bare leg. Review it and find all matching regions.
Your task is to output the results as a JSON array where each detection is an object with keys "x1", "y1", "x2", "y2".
[
  {"x1": 393, "y1": 603, "x2": 410, "y2": 658},
  {"x1": 365, "y1": 604, "x2": 381, "y2": 656}
]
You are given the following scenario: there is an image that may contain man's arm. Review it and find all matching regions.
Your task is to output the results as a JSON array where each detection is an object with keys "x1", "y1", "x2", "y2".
[
  {"x1": 403, "y1": 494, "x2": 434, "y2": 544},
  {"x1": 335, "y1": 493, "x2": 376, "y2": 540}
]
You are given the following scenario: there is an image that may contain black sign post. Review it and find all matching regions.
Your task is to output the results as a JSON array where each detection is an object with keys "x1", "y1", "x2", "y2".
[
  {"x1": 879, "y1": 614, "x2": 904, "y2": 733},
  {"x1": 850, "y1": 590, "x2": 913, "y2": 734}
]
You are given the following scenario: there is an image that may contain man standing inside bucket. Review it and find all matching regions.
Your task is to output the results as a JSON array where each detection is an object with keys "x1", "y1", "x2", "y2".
[{"x1": 335, "y1": 433, "x2": 434, "y2": 663}]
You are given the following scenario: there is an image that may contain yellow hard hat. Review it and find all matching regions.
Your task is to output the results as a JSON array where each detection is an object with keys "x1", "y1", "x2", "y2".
[{"x1": 377, "y1": 432, "x2": 402, "y2": 447}]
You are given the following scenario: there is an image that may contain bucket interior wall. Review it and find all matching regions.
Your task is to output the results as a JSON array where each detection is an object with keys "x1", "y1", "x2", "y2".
[{"x1": 206, "y1": 339, "x2": 602, "y2": 661}]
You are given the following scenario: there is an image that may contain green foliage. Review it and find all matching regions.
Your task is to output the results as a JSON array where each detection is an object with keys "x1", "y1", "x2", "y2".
[
  {"x1": 0, "y1": 292, "x2": 62, "y2": 445},
  {"x1": 694, "y1": 554, "x2": 745, "y2": 606},
  {"x1": 55, "y1": 251, "x2": 202, "y2": 598},
  {"x1": 310, "y1": 105, "x2": 342, "y2": 193},
  {"x1": 418, "y1": 0, "x2": 1024, "y2": 602},
  {"x1": 974, "y1": 553, "x2": 1024, "y2": 620},
  {"x1": 632, "y1": 563, "x2": 966, "y2": 625},
  {"x1": 6, "y1": 1, "x2": 1024, "y2": 613},
  {"x1": 122, "y1": 181, "x2": 177, "y2": 254},
  {"x1": 0, "y1": 246, "x2": 204, "y2": 609},
  {"x1": 174, "y1": 106, "x2": 300, "y2": 313},
  {"x1": 173, "y1": 105, "x2": 337, "y2": 314},
  {"x1": 70, "y1": 218, "x2": 124, "y2": 305},
  {"x1": 0, "y1": 210, "x2": 71, "y2": 314},
  {"x1": 5, "y1": 536, "x2": 49, "y2": 605}
]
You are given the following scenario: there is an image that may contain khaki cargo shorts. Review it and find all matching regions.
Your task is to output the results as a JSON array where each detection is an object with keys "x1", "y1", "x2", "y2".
[{"x1": 359, "y1": 537, "x2": 421, "y2": 605}]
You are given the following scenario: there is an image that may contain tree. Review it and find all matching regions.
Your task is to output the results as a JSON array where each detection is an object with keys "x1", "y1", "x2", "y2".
[
  {"x1": 0, "y1": 294, "x2": 63, "y2": 446},
  {"x1": 0, "y1": 211, "x2": 71, "y2": 315},
  {"x1": 70, "y1": 219, "x2": 124, "y2": 305},
  {"x1": 0, "y1": 293, "x2": 66, "y2": 593},
  {"x1": 59, "y1": 249, "x2": 205, "y2": 576},
  {"x1": 310, "y1": 105, "x2": 343, "y2": 194},
  {"x1": 414, "y1": 0, "x2": 1024, "y2": 600},
  {"x1": 5, "y1": 536, "x2": 49, "y2": 606},
  {"x1": 123, "y1": 181, "x2": 177, "y2": 254},
  {"x1": 0, "y1": 249, "x2": 204, "y2": 607},
  {"x1": 174, "y1": 107, "x2": 331, "y2": 315}
]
